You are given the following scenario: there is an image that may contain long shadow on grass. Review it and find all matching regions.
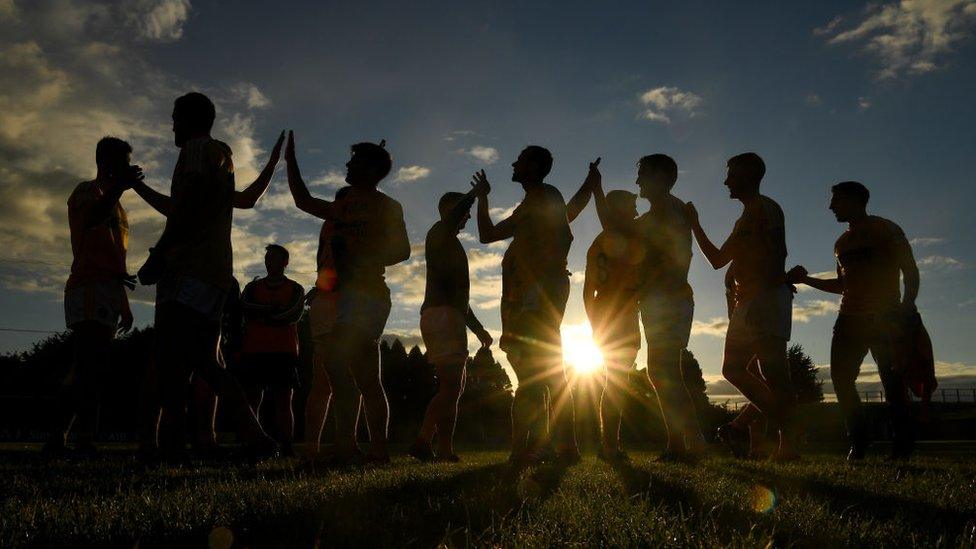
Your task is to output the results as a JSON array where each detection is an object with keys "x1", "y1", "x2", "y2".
[
  {"x1": 723, "y1": 462, "x2": 976, "y2": 545},
  {"x1": 227, "y1": 461, "x2": 526, "y2": 548}
]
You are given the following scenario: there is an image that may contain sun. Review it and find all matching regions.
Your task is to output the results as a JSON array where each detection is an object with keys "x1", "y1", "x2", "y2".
[{"x1": 561, "y1": 323, "x2": 604, "y2": 375}]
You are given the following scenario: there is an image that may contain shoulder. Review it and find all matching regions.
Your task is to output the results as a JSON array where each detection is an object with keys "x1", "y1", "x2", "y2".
[
  {"x1": 67, "y1": 180, "x2": 96, "y2": 206},
  {"x1": 182, "y1": 138, "x2": 234, "y2": 173},
  {"x1": 540, "y1": 183, "x2": 567, "y2": 204},
  {"x1": 870, "y1": 216, "x2": 907, "y2": 240},
  {"x1": 375, "y1": 190, "x2": 404, "y2": 214},
  {"x1": 286, "y1": 278, "x2": 305, "y2": 294},
  {"x1": 758, "y1": 195, "x2": 785, "y2": 223}
]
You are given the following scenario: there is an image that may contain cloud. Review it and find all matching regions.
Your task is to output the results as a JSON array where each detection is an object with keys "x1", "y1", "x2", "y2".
[
  {"x1": 857, "y1": 96, "x2": 872, "y2": 110},
  {"x1": 464, "y1": 146, "x2": 499, "y2": 165},
  {"x1": 918, "y1": 254, "x2": 964, "y2": 271},
  {"x1": 309, "y1": 169, "x2": 346, "y2": 189},
  {"x1": 817, "y1": 0, "x2": 976, "y2": 79},
  {"x1": 489, "y1": 205, "x2": 517, "y2": 219},
  {"x1": 232, "y1": 83, "x2": 271, "y2": 109},
  {"x1": 0, "y1": 1, "x2": 271, "y2": 298},
  {"x1": 792, "y1": 299, "x2": 840, "y2": 322},
  {"x1": 638, "y1": 86, "x2": 703, "y2": 124},
  {"x1": 691, "y1": 317, "x2": 728, "y2": 338},
  {"x1": 392, "y1": 165, "x2": 431, "y2": 183},
  {"x1": 805, "y1": 92, "x2": 823, "y2": 106},
  {"x1": 796, "y1": 270, "x2": 837, "y2": 292},
  {"x1": 138, "y1": 0, "x2": 191, "y2": 42},
  {"x1": 910, "y1": 236, "x2": 944, "y2": 247}
]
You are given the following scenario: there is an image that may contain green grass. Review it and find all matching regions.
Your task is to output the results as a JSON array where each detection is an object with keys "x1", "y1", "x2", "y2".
[{"x1": 1, "y1": 445, "x2": 975, "y2": 547}]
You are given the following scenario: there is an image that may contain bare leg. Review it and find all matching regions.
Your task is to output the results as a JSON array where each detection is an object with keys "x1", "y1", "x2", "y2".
[
  {"x1": 755, "y1": 337, "x2": 799, "y2": 459},
  {"x1": 349, "y1": 336, "x2": 389, "y2": 460},
  {"x1": 600, "y1": 360, "x2": 629, "y2": 453},
  {"x1": 323, "y1": 324, "x2": 362, "y2": 458},
  {"x1": 192, "y1": 377, "x2": 218, "y2": 448},
  {"x1": 269, "y1": 387, "x2": 295, "y2": 451},
  {"x1": 303, "y1": 339, "x2": 333, "y2": 460}
]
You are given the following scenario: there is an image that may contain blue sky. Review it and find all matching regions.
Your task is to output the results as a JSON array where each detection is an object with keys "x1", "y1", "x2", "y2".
[{"x1": 1, "y1": 0, "x2": 974, "y2": 393}]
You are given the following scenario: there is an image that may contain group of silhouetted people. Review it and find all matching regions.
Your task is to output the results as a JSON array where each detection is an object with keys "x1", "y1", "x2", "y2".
[{"x1": 48, "y1": 90, "x2": 924, "y2": 465}]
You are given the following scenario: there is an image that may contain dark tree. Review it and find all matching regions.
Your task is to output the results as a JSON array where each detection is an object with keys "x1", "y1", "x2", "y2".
[{"x1": 788, "y1": 343, "x2": 824, "y2": 404}]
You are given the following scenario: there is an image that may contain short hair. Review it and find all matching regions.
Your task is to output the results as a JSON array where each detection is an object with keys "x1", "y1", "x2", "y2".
[
  {"x1": 606, "y1": 190, "x2": 637, "y2": 213},
  {"x1": 522, "y1": 145, "x2": 553, "y2": 178},
  {"x1": 351, "y1": 142, "x2": 393, "y2": 182},
  {"x1": 438, "y1": 191, "x2": 468, "y2": 218},
  {"x1": 95, "y1": 136, "x2": 132, "y2": 168},
  {"x1": 637, "y1": 154, "x2": 678, "y2": 187},
  {"x1": 832, "y1": 181, "x2": 870, "y2": 207},
  {"x1": 174, "y1": 92, "x2": 216, "y2": 133},
  {"x1": 265, "y1": 243, "x2": 289, "y2": 262},
  {"x1": 727, "y1": 152, "x2": 766, "y2": 186}
]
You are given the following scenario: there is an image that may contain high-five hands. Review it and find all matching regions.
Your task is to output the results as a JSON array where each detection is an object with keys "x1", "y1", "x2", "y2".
[
  {"x1": 786, "y1": 265, "x2": 808, "y2": 284},
  {"x1": 265, "y1": 130, "x2": 285, "y2": 169},
  {"x1": 470, "y1": 169, "x2": 491, "y2": 197},
  {"x1": 475, "y1": 327, "x2": 493, "y2": 348},
  {"x1": 584, "y1": 157, "x2": 601, "y2": 190}
]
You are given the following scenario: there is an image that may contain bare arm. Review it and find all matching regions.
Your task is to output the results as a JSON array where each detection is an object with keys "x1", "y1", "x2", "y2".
[
  {"x1": 285, "y1": 130, "x2": 335, "y2": 220},
  {"x1": 465, "y1": 307, "x2": 493, "y2": 347},
  {"x1": 131, "y1": 180, "x2": 173, "y2": 217},
  {"x1": 234, "y1": 131, "x2": 284, "y2": 209},
  {"x1": 685, "y1": 202, "x2": 733, "y2": 269},
  {"x1": 268, "y1": 281, "x2": 307, "y2": 324},
  {"x1": 896, "y1": 234, "x2": 920, "y2": 309},
  {"x1": 566, "y1": 158, "x2": 600, "y2": 223},
  {"x1": 472, "y1": 170, "x2": 518, "y2": 243},
  {"x1": 790, "y1": 265, "x2": 844, "y2": 294}
]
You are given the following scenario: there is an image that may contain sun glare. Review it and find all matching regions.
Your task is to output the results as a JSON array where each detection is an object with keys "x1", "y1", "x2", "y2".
[{"x1": 561, "y1": 323, "x2": 604, "y2": 375}]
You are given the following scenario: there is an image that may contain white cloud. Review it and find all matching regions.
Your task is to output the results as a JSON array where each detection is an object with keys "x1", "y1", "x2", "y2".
[
  {"x1": 232, "y1": 83, "x2": 271, "y2": 109},
  {"x1": 857, "y1": 96, "x2": 872, "y2": 110},
  {"x1": 393, "y1": 165, "x2": 431, "y2": 183},
  {"x1": 639, "y1": 86, "x2": 703, "y2": 124},
  {"x1": 464, "y1": 146, "x2": 499, "y2": 165},
  {"x1": 796, "y1": 270, "x2": 837, "y2": 292},
  {"x1": 691, "y1": 317, "x2": 728, "y2": 338},
  {"x1": 817, "y1": 0, "x2": 976, "y2": 79},
  {"x1": 805, "y1": 92, "x2": 823, "y2": 106},
  {"x1": 309, "y1": 169, "x2": 346, "y2": 189},
  {"x1": 910, "y1": 236, "x2": 944, "y2": 247},
  {"x1": 489, "y1": 205, "x2": 517, "y2": 219},
  {"x1": 919, "y1": 254, "x2": 964, "y2": 271},
  {"x1": 793, "y1": 299, "x2": 841, "y2": 322},
  {"x1": 138, "y1": 0, "x2": 191, "y2": 42}
]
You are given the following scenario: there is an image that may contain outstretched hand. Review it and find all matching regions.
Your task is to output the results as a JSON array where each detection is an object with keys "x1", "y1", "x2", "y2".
[
  {"x1": 470, "y1": 170, "x2": 490, "y2": 197},
  {"x1": 265, "y1": 130, "x2": 285, "y2": 169},
  {"x1": 786, "y1": 265, "x2": 808, "y2": 284},
  {"x1": 584, "y1": 157, "x2": 602, "y2": 190},
  {"x1": 118, "y1": 307, "x2": 133, "y2": 335},
  {"x1": 285, "y1": 130, "x2": 297, "y2": 164},
  {"x1": 476, "y1": 328, "x2": 493, "y2": 348}
]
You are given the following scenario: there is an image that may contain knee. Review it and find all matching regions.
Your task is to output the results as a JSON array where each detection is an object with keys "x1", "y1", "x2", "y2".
[{"x1": 722, "y1": 361, "x2": 749, "y2": 385}]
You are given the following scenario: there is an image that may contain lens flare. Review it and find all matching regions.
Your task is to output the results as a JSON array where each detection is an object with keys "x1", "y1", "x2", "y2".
[
  {"x1": 749, "y1": 484, "x2": 778, "y2": 514},
  {"x1": 561, "y1": 323, "x2": 604, "y2": 375}
]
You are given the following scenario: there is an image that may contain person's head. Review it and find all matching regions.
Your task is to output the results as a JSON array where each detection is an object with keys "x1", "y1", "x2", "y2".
[
  {"x1": 829, "y1": 181, "x2": 870, "y2": 223},
  {"x1": 511, "y1": 145, "x2": 553, "y2": 185},
  {"x1": 264, "y1": 244, "x2": 289, "y2": 276},
  {"x1": 345, "y1": 141, "x2": 392, "y2": 188},
  {"x1": 95, "y1": 136, "x2": 132, "y2": 178},
  {"x1": 606, "y1": 190, "x2": 638, "y2": 222},
  {"x1": 724, "y1": 152, "x2": 765, "y2": 200},
  {"x1": 438, "y1": 191, "x2": 471, "y2": 231},
  {"x1": 172, "y1": 92, "x2": 216, "y2": 147},
  {"x1": 636, "y1": 154, "x2": 678, "y2": 199}
]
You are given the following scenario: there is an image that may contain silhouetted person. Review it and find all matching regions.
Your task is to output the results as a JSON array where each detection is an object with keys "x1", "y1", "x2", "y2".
[
  {"x1": 136, "y1": 92, "x2": 277, "y2": 461},
  {"x1": 685, "y1": 152, "x2": 800, "y2": 461},
  {"x1": 237, "y1": 245, "x2": 305, "y2": 456},
  {"x1": 285, "y1": 131, "x2": 410, "y2": 464},
  {"x1": 302, "y1": 185, "x2": 350, "y2": 463},
  {"x1": 472, "y1": 146, "x2": 590, "y2": 465},
  {"x1": 591, "y1": 154, "x2": 705, "y2": 461},
  {"x1": 787, "y1": 181, "x2": 919, "y2": 460},
  {"x1": 132, "y1": 131, "x2": 283, "y2": 460},
  {"x1": 410, "y1": 191, "x2": 493, "y2": 462},
  {"x1": 46, "y1": 137, "x2": 140, "y2": 456},
  {"x1": 582, "y1": 187, "x2": 643, "y2": 461}
]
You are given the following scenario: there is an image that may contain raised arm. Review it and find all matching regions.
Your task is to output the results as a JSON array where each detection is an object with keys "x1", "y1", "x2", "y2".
[
  {"x1": 465, "y1": 307, "x2": 493, "y2": 348},
  {"x1": 131, "y1": 178, "x2": 173, "y2": 217},
  {"x1": 566, "y1": 158, "x2": 600, "y2": 223},
  {"x1": 285, "y1": 130, "x2": 335, "y2": 220},
  {"x1": 472, "y1": 170, "x2": 518, "y2": 243},
  {"x1": 788, "y1": 265, "x2": 844, "y2": 294},
  {"x1": 234, "y1": 130, "x2": 284, "y2": 209},
  {"x1": 685, "y1": 202, "x2": 733, "y2": 269}
]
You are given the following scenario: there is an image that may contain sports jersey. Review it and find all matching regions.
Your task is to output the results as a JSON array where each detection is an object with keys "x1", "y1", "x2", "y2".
[
  {"x1": 835, "y1": 216, "x2": 908, "y2": 315},
  {"x1": 727, "y1": 194, "x2": 787, "y2": 302},
  {"x1": 163, "y1": 137, "x2": 235, "y2": 290},
  {"x1": 65, "y1": 180, "x2": 129, "y2": 290},
  {"x1": 241, "y1": 277, "x2": 305, "y2": 355}
]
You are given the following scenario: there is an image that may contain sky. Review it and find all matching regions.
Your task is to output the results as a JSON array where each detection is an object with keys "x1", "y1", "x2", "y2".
[{"x1": 1, "y1": 0, "x2": 974, "y2": 396}]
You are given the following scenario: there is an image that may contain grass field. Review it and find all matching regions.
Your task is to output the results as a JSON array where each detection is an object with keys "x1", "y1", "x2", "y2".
[{"x1": 1, "y1": 444, "x2": 975, "y2": 547}]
